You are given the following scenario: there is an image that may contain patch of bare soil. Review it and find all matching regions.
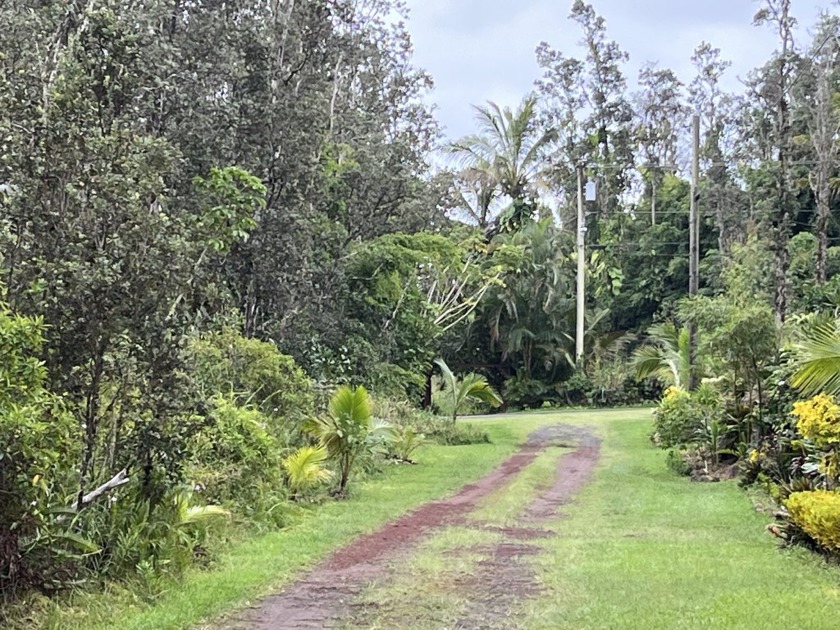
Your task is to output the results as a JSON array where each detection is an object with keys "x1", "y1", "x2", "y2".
[
  {"x1": 220, "y1": 424, "x2": 601, "y2": 630},
  {"x1": 454, "y1": 427, "x2": 602, "y2": 630},
  {"x1": 525, "y1": 427, "x2": 601, "y2": 521}
]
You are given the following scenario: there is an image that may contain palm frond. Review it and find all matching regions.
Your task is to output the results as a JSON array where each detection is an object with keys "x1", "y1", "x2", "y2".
[
  {"x1": 632, "y1": 322, "x2": 692, "y2": 387},
  {"x1": 459, "y1": 373, "x2": 503, "y2": 408},
  {"x1": 329, "y1": 384, "x2": 372, "y2": 427},
  {"x1": 792, "y1": 320, "x2": 840, "y2": 396},
  {"x1": 434, "y1": 358, "x2": 457, "y2": 393},
  {"x1": 632, "y1": 346, "x2": 674, "y2": 383},
  {"x1": 283, "y1": 445, "x2": 333, "y2": 492}
]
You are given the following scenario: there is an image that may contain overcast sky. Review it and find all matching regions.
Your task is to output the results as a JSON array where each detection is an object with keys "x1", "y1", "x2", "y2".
[{"x1": 403, "y1": 0, "x2": 834, "y2": 141}]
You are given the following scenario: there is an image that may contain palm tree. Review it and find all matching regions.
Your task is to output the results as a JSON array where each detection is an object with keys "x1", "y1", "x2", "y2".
[
  {"x1": 303, "y1": 386, "x2": 393, "y2": 493},
  {"x1": 448, "y1": 96, "x2": 556, "y2": 231},
  {"x1": 632, "y1": 322, "x2": 692, "y2": 388},
  {"x1": 792, "y1": 319, "x2": 840, "y2": 396},
  {"x1": 435, "y1": 359, "x2": 503, "y2": 423},
  {"x1": 484, "y1": 220, "x2": 575, "y2": 379}
]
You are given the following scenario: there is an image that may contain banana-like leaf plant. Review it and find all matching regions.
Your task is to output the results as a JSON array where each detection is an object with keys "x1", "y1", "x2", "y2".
[
  {"x1": 303, "y1": 385, "x2": 394, "y2": 493},
  {"x1": 434, "y1": 358, "x2": 503, "y2": 423}
]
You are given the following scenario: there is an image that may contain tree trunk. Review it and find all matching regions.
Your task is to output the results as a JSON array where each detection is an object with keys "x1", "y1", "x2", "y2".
[
  {"x1": 76, "y1": 351, "x2": 104, "y2": 511},
  {"x1": 422, "y1": 370, "x2": 433, "y2": 409},
  {"x1": 651, "y1": 177, "x2": 657, "y2": 226},
  {"x1": 773, "y1": 236, "x2": 789, "y2": 325},
  {"x1": 816, "y1": 173, "x2": 831, "y2": 285}
]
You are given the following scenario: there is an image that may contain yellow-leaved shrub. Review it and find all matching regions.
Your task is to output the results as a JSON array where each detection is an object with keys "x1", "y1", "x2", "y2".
[
  {"x1": 785, "y1": 490, "x2": 840, "y2": 552},
  {"x1": 792, "y1": 394, "x2": 840, "y2": 446}
]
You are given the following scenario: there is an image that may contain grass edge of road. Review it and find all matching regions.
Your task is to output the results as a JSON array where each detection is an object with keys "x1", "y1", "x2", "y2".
[{"x1": 520, "y1": 416, "x2": 840, "y2": 630}]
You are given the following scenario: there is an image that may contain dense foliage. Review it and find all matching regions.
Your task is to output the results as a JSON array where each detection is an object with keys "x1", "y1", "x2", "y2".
[{"x1": 2, "y1": 0, "x2": 840, "y2": 617}]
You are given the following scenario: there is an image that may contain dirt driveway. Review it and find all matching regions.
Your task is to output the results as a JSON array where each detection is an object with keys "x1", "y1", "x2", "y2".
[{"x1": 220, "y1": 424, "x2": 601, "y2": 630}]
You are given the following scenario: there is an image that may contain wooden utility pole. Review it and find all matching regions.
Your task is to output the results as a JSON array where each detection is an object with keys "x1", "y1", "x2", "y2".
[
  {"x1": 576, "y1": 164, "x2": 586, "y2": 366},
  {"x1": 688, "y1": 114, "x2": 700, "y2": 390}
]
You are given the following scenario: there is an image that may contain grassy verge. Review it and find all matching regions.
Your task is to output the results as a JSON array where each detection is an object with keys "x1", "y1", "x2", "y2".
[
  {"x1": 34, "y1": 425, "x2": 529, "y2": 630},
  {"x1": 521, "y1": 414, "x2": 840, "y2": 629}
]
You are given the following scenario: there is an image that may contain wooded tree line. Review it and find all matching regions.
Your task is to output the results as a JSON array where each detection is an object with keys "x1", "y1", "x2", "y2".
[
  {"x1": 1, "y1": 0, "x2": 840, "y2": 609},
  {"x1": 448, "y1": 0, "x2": 840, "y2": 405}
]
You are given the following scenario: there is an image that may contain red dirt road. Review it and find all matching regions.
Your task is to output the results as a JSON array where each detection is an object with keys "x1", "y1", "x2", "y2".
[{"x1": 220, "y1": 424, "x2": 600, "y2": 630}]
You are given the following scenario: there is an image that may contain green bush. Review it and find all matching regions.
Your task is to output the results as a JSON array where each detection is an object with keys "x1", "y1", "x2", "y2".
[
  {"x1": 0, "y1": 303, "x2": 81, "y2": 597},
  {"x1": 282, "y1": 446, "x2": 332, "y2": 499},
  {"x1": 652, "y1": 384, "x2": 727, "y2": 449},
  {"x1": 556, "y1": 370, "x2": 662, "y2": 408},
  {"x1": 374, "y1": 398, "x2": 491, "y2": 446},
  {"x1": 304, "y1": 385, "x2": 394, "y2": 494},
  {"x1": 423, "y1": 419, "x2": 491, "y2": 445},
  {"x1": 188, "y1": 328, "x2": 314, "y2": 434},
  {"x1": 785, "y1": 490, "x2": 840, "y2": 553},
  {"x1": 85, "y1": 487, "x2": 228, "y2": 590},
  {"x1": 665, "y1": 450, "x2": 692, "y2": 476},
  {"x1": 185, "y1": 396, "x2": 283, "y2": 514}
]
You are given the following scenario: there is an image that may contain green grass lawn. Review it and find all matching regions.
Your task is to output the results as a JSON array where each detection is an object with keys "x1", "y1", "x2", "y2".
[{"x1": 519, "y1": 412, "x2": 840, "y2": 630}]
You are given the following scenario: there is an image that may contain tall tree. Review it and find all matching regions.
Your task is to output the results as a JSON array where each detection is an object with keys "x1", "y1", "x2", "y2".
[
  {"x1": 634, "y1": 64, "x2": 687, "y2": 224},
  {"x1": 796, "y1": 13, "x2": 840, "y2": 285},
  {"x1": 753, "y1": 0, "x2": 798, "y2": 323},
  {"x1": 448, "y1": 97, "x2": 556, "y2": 233},
  {"x1": 536, "y1": 1, "x2": 634, "y2": 238},
  {"x1": 690, "y1": 42, "x2": 745, "y2": 253}
]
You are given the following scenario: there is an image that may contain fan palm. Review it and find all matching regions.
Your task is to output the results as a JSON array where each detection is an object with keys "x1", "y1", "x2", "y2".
[
  {"x1": 632, "y1": 322, "x2": 692, "y2": 388},
  {"x1": 792, "y1": 319, "x2": 840, "y2": 396},
  {"x1": 434, "y1": 359, "x2": 503, "y2": 423},
  {"x1": 303, "y1": 385, "x2": 393, "y2": 493}
]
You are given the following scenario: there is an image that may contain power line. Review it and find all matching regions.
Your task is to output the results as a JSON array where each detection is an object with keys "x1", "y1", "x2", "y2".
[{"x1": 560, "y1": 158, "x2": 831, "y2": 173}]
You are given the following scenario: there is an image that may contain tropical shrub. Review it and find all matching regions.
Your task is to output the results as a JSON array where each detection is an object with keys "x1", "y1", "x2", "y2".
[
  {"x1": 282, "y1": 446, "x2": 332, "y2": 498},
  {"x1": 188, "y1": 328, "x2": 314, "y2": 432},
  {"x1": 373, "y1": 397, "x2": 490, "y2": 446},
  {"x1": 303, "y1": 386, "x2": 394, "y2": 493},
  {"x1": 186, "y1": 396, "x2": 282, "y2": 512},
  {"x1": 388, "y1": 426, "x2": 428, "y2": 463},
  {"x1": 652, "y1": 384, "x2": 727, "y2": 449},
  {"x1": 785, "y1": 490, "x2": 840, "y2": 553},
  {"x1": 434, "y1": 359, "x2": 503, "y2": 422},
  {"x1": 652, "y1": 387, "x2": 696, "y2": 447},
  {"x1": 632, "y1": 323, "x2": 692, "y2": 388},
  {"x1": 665, "y1": 449, "x2": 693, "y2": 476},
  {"x1": 791, "y1": 318, "x2": 840, "y2": 397},
  {"x1": 556, "y1": 369, "x2": 662, "y2": 408},
  {"x1": 417, "y1": 417, "x2": 492, "y2": 445},
  {"x1": 792, "y1": 394, "x2": 840, "y2": 446},
  {"x1": 0, "y1": 304, "x2": 81, "y2": 597},
  {"x1": 86, "y1": 488, "x2": 228, "y2": 587}
]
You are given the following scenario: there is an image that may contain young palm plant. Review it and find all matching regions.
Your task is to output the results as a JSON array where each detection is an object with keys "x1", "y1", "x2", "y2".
[
  {"x1": 434, "y1": 358, "x2": 503, "y2": 423},
  {"x1": 792, "y1": 318, "x2": 840, "y2": 396},
  {"x1": 632, "y1": 322, "x2": 692, "y2": 388},
  {"x1": 303, "y1": 385, "x2": 393, "y2": 494},
  {"x1": 282, "y1": 446, "x2": 332, "y2": 498}
]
